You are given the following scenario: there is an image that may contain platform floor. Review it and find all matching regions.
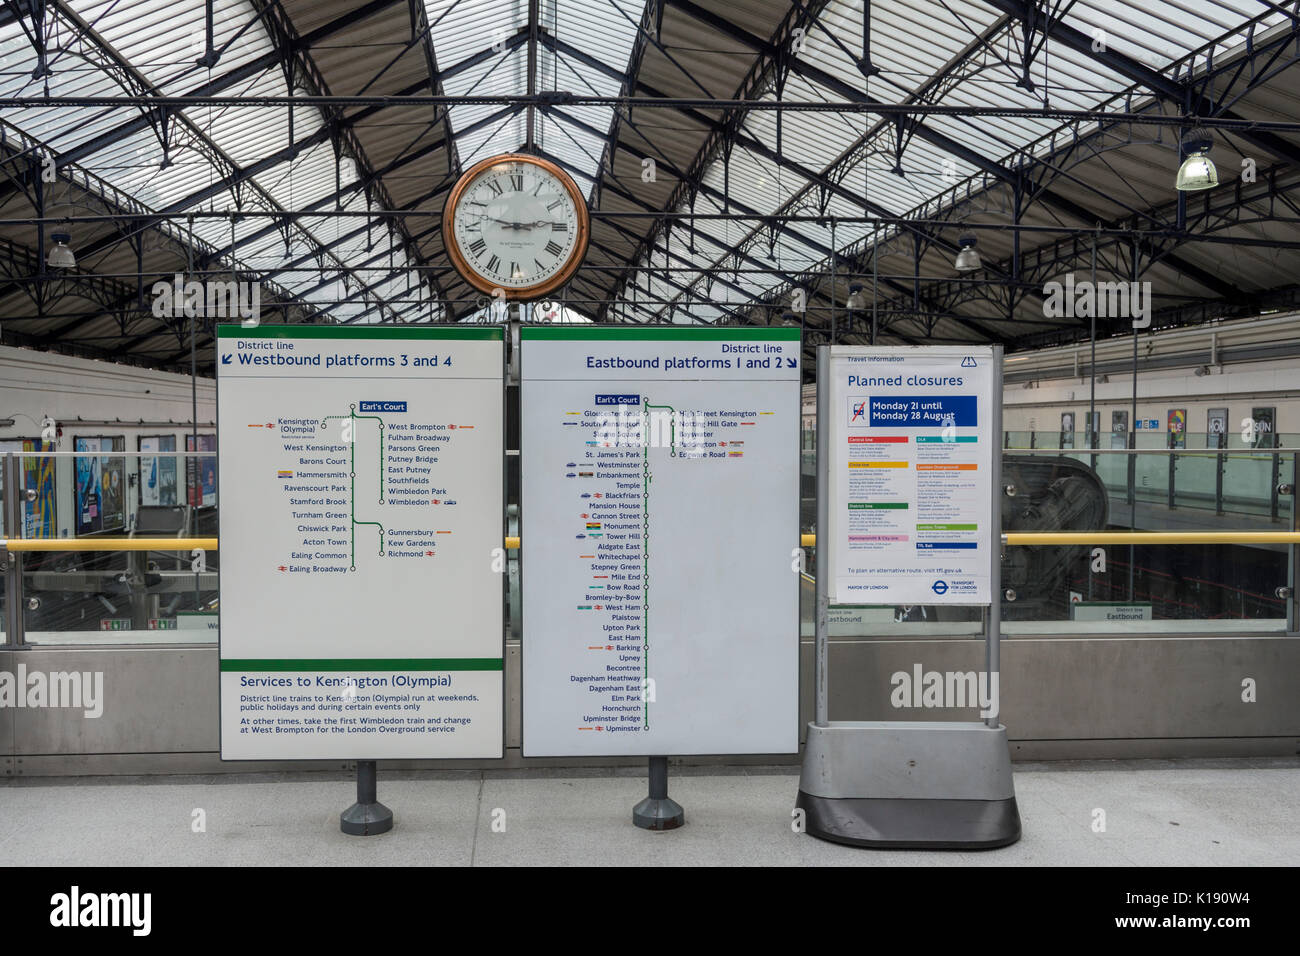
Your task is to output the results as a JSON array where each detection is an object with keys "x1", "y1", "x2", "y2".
[{"x1": 1, "y1": 758, "x2": 1296, "y2": 866}]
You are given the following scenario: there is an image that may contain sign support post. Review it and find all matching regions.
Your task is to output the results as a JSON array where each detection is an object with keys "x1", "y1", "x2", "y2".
[
  {"x1": 796, "y1": 345, "x2": 1020, "y2": 849},
  {"x1": 633, "y1": 755, "x2": 684, "y2": 830},
  {"x1": 340, "y1": 760, "x2": 392, "y2": 836},
  {"x1": 814, "y1": 350, "x2": 830, "y2": 728},
  {"x1": 986, "y1": 356, "x2": 1003, "y2": 729}
]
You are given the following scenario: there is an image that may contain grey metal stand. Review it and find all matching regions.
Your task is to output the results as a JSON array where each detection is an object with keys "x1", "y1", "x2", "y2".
[
  {"x1": 632, "y1": 756, "x2": 684, "y2": 830},
  {"x1": 796, "y1": 346, "x2": 1020, "y2": 849},
  {"x1": 340, "y1": 760, "x2": 393, "y2": 836}
]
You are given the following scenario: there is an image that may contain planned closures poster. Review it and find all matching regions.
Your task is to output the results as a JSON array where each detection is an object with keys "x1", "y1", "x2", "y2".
[
  {"x1": 217, "y1": 326, "x2": 504, "y2": 760},
  {"x1": 828, "y1": 345, "x2": 997, "y2": 606},
  {"x1": 520, "y1": 327, "x2": 800, "y2": 757}
]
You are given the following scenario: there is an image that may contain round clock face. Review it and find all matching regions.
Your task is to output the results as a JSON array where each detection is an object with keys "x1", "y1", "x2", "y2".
[{"x1": 444, "y1": 154, "x2": 589, "y2": 299}]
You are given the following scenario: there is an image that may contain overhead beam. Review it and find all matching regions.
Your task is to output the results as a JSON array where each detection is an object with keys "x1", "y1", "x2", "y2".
[
  {"x1": 982, "y1": 0, "x2": 1300, "y2": 168},
  {"x1": 661, "y1": 0, "x2": 1239, "y2": 304},
  {"x1": 592, "y1": 0, "x2": 830, "y2": 321},
  {"x1": 546, "y1": 106, "x2": 1015, "y2": 342}
]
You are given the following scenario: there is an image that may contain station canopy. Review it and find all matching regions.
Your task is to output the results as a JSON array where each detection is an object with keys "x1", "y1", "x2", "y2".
[{"x1": 1, "y1": 0, "x2": 1299, "y2": 370}]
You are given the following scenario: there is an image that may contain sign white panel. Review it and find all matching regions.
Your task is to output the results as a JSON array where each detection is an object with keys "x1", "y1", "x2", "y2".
[
  {"x1": 828, "y1": 346, "x2": 998, "y2": 605},
  {"x1": 217, "y1": 326, "x2": 504, "y2": 759},
  {"x1": 521, "y1": 328, "x2": 800, "y2": 756}
]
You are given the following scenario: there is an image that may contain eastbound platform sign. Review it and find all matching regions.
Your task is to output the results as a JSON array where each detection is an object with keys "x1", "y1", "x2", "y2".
[
  {"x1": 520, "y1": 327, "x2": 800, "y2": 757},
  {"x1": 828, "y1": 345, "x2": 997, "y2": 605},
  {"x1": 217, "y1": 325, "x2": 504, "y2": 760}
]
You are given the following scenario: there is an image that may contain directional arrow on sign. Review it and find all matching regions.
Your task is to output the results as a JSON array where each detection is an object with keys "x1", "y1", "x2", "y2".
[
  {"x1": 221, "y1": 354, "x2": 232, "y2": 365},
  {"x1": 785, "y1": 357, "x2": 797, "y2": 368}
]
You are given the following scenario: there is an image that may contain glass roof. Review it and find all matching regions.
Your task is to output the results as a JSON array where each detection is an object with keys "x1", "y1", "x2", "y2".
[
  {"x1": 0, "y1": 0, "x2": 1291, "y2": 340},
  {"x1": 0, "y1": 0, "x2": 429, "y2": 324},
  {"x1": 423, "y1": 0, "x2": 641, "y2": 180},
  {"x1": 624, "y1": 0, "x2": 1291, "y2": 322}
]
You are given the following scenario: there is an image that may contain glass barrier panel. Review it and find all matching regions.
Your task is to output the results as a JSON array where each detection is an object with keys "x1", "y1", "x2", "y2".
[
  {"x1": 10, "y1": 446, "x2": 1292, "y2": 642},
  {"x1": 23, "y1": 545, "x2": 218, "y2": 645},
  {"x1": 998, "y1": 445, "x2": 1290, "y2": 634},
  {"x1": 800, "y1": 446, "x2": 1293, "y2": 636},
  {"x1": 1221, "y1": 449, "x2": 1280, "y2": 518},
  {"x1": 1093, "y1": 451, "x2": 1129, "y2": 498},
  {"x1": 1172, "y1": 438, "x2": 1220, "y2": 512},
  {"x1": 8, "y1": 451, "x2": 218, "y2": 644}
]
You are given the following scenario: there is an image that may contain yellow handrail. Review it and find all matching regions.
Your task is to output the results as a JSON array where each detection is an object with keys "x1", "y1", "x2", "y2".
[
  {"x1": 3, "y1": 531, "x2": 1299, "y2": 551},
  {"x1": 1003, "y1": 531, "x2": 1300, "y2": 545},
  {"x1": 799, "y1": 532, "x2": 1300, "y2": 546},
  {"x1": 2, "y1": 538, "x2": 219, "y2": 552}
]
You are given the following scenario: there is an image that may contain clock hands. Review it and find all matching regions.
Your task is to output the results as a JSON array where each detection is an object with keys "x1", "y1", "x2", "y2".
[{"x1": 483, "y1": 216, "x2": 560, "y2": 230}]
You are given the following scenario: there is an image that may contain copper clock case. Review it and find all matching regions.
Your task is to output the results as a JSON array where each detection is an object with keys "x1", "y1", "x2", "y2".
[{"x1": 442, "y1": 153, "x2": 591, "y2": 301}]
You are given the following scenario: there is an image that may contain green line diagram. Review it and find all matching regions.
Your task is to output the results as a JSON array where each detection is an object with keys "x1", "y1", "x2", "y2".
[
  {"x1": 320, "y1": 404, "x2": 385, "y2": 570},
  {"x1": 644, "y1": 401, "x2": 677, "y2": 458},
  {"x1": 639, "y1": 399, "x2": 679, "y2": 728}
]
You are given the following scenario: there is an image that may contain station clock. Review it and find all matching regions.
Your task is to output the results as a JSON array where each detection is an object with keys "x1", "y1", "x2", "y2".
[{"x1": 442, "y1": 153, "x2": 590, "y2": 299}]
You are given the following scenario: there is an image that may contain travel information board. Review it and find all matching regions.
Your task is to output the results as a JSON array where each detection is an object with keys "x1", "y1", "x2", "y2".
[
  {"x1": 520, "y1": 327, "x2": 800, "y2": 757},
  {"x1": 827, "y1": 345, "x2": 997, "y2": 606},
  {"x1": 217, "y1": 326, "x2": 504, "y2": 760}
]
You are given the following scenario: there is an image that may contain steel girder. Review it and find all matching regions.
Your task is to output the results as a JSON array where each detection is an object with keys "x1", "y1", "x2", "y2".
[
  {"x1": 0, "y1": 0, "x2": 513, "y2": 346},
  {"x1": 983, "y1": 0, "x2": 1300, "y2": 168},
  {"x1": 541, "y1": 102, "x2": 1013, "y2": 346},
  {"x1": 664, "y1": 0, "x2": 1241, "y2": 306},
  {"x1": 0, "y1": 0, "x2": 425, "y2": 347},
  {"x1": 591, "y1": 0, "x2": 834, "y2": 322},
  {"x1": 250, "y1": 0, "x2": 450, "y2": 308},
  {"x1": 868, "y1": 163, "x2": 1300, "y2": 348},
  {"x1": 583, "y1": 0, "x2": 659, "y2": 209}
]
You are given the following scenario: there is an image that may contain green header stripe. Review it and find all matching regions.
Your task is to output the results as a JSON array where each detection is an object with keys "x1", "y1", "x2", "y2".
[
  {"x1": 221, "y1": 658, "x2": 504, "y2": 672},
  {"x1": 521, "y1": 327, "x2": 801, "y2": 341},
  {"x1": 218, "y1": 325, "x2": 502, "y2": 341}
]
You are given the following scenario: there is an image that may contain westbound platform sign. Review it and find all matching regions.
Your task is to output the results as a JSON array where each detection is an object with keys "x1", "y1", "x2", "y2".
[
  {"x1": 217, "y1": 325, "x2": 504, "y2": 760},
  {"x1": 827, "y1": 345, "x2": 997, "y2": 606},
  {"x1": 520, "y1": 327, "x2": 801, "y2": 757}
]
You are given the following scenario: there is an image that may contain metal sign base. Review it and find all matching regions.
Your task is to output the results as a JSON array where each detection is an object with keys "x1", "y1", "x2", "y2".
[
  {"x1": 340, "y1": 760, "x2": 394, "y2": 836},
  {"x1": 632, "y1": 756, "x2": 685, "y2": 830},
  {"x1": 796, "y1": 721, "x2": 1020, "y2": 849}
]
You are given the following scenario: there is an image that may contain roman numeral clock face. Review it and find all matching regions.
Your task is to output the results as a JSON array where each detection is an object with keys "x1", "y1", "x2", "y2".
[{"x1": 445, "y1": 155, "x2": 589, "y2": 298}]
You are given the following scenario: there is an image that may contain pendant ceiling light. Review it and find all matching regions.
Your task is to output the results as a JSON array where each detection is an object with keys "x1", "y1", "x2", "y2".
[
  {"x1": 846, "y1": 282, "x2": 867, "y2": 311},
  {"x1": 1175, "y1": 127, "x2": 1218, "y2": 192},
  {"x1": 47, "y1": 232, "x2": 76, "y2": 269},
  {"x1": 954, "y1": 234, "x2": 980, "y2": 272}
]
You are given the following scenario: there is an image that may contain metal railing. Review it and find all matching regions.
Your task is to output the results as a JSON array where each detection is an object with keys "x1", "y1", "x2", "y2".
[{"x1": 3, "y1": 446, "x2": 1297, "y2": 643}]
